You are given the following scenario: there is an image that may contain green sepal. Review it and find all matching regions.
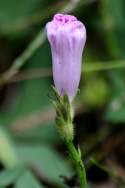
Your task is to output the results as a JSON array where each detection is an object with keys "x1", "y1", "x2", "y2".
[{"x1": 51, "y1": 86, "x2": 74, "y2": 141}]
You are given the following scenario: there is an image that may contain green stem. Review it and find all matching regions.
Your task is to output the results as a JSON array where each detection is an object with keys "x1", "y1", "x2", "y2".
[
  {"x1": 84, "y1": 60, "x2": 125, "y2": 72},
  {"x1": 65, "y1": 139, "x2": 88, "y2": 188},
  {"x1": 0, "y1": 29, "x2": 46, "y2": 85},
  {"x1": 53, "y1": 89, "x2": 87, "y2": 187}
]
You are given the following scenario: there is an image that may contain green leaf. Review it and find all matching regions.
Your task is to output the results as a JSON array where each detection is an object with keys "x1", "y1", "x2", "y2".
[
  {"x1": 0, "y1": 127, "x2": 18, "y2": 168},
  {"x1": 15, "y1": 123, "x2": 60, "y2": 144},
  {"x1": 15, "y1": 170, "x2": 45, "y2": 188},
  {"x1": 16, "y1": 144, "x2": 72, "y2": 185},
  {"x1": 0, "y1": 165, "x2": 24, "y2": 187}
]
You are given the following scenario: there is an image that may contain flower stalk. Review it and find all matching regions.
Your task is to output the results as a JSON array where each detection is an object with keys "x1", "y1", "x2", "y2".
[
  {"x1": 65, "y1": 139, "x2": 87, "y2": 188},
  {"x1": 52, "y1": 88, "x2": 87, "y2": 188}
]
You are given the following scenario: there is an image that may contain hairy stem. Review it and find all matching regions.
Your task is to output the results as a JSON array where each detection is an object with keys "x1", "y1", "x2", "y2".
[{"x1": 65, "y1": 139, "x2": 87, "y2": 188}]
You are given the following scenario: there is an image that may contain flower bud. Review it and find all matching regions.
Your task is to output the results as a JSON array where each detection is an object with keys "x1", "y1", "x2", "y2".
[{"x1": 46, "y1": 13, "x2": 86, "y2": 101}]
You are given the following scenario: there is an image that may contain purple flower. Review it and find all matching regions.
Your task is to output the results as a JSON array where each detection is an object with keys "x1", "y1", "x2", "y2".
[{"x1": 46, "y1": 13, "x2": 86, "y2": 101}]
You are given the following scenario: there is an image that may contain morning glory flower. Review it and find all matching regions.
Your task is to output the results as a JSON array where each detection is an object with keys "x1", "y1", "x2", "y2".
[{"x1": 46, "y1": 13, "x2": 86, "y2": 101}]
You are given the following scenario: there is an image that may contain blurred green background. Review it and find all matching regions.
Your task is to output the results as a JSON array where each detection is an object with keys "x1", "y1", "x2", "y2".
[{"x1": 0, "y1": 0, "x2": 125, "y2": 187}]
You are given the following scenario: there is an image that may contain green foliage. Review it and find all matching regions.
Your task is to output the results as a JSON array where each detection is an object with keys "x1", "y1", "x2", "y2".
[
  {"x1": 81, "y1": 76, "x2": 109, "y2": 108},
  {"x1": 105, "y1": 71, "x2": 125, "y2": 123},
  {"x1": 0, "y1": 127, "x2": 18, "y2": 168},
  {"x1": 15, "y1": 170, "x2": 45, "y2": 188},
  {"x1": 16, "y1": 144, "x2": 71, "y2": 186},
  {"x1": 0, "y1": 165, "x2": 24, "y2": 187},
  {"x1": 100, "y1": 0, "x2": 125, "y2": 58}
]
